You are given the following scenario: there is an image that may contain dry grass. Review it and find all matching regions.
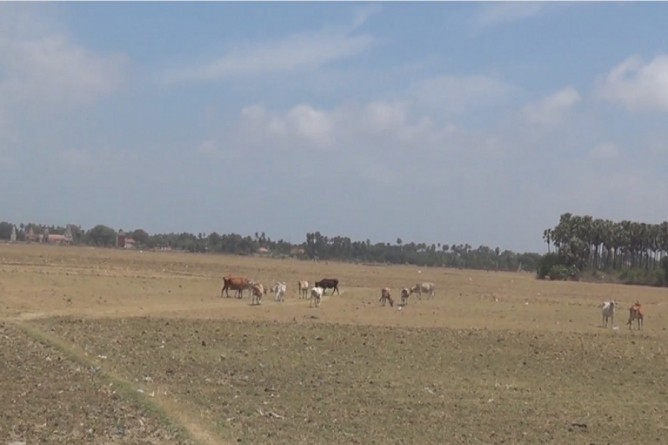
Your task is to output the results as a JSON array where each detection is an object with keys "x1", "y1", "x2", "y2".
[{"x1": 2, "y1": 243, "x2": 668, "y2": 444}]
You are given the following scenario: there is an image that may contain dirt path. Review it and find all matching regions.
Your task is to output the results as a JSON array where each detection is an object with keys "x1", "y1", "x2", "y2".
[{"x1": 11, "y1": 320, "x2": 229, "y2": 445}]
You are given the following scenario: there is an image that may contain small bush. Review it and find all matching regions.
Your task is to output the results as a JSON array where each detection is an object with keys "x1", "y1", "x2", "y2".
[
  {"x1": 548, "y1": 265, "x2": 571, "y2": 281},
  {"x1": 619, "y1": 268, "x2": 666, "y2": 287},
  {"x1": 537, "y1": 253, "x2": 566, "y2": 279},
  {"x1": 662, "y1": 257, "x2": 668, "y2": 286}
]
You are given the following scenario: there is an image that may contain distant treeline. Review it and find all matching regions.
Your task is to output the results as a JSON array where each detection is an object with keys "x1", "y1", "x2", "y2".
[
  {"x1": 540, "y1": 213, "x2": 668, "y2": 286},
  {"x1": 0, "y1": 221, "x2": 541, "y2": 272}
]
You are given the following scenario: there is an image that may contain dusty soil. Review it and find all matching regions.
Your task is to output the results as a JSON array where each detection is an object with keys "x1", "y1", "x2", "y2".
[
  {"x1": 28, "y1": 316, "x2": 668, "y2": 445},
  {"x1": 2, "y1": 243, "x2": 668, "y2": 444},
  {"x1": 0, "y1": 321, "x2": 192, "y2": 444}
]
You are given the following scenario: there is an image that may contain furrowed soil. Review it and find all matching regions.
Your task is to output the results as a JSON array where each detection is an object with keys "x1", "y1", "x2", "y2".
[{"x1": 2, "y1": 244, "x2": 668, "y2": 444}]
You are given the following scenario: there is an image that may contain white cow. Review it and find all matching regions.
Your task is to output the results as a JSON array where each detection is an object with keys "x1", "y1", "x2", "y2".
[
  {"x1": 410, "y1": 282, "x2": 436, "y2": 299},
  {"x1": 271, "y1": 282, "x2": 287, "y2": 302},
  {"x1": 250, "y1": 283, "x2": 265, "y2": 305},
  {"x1": 297, "y1": 280, "x2": 309, "y2": 299},
  {"x1": 379, "y1": 287, "x2": 393, "y2": 307},
  {"x1": 601, "y1": 300, "x2": 615, "y2": 328},
  {"x1": 400, "y1": 288, "x2": 410, "y2": 307},
  {"x1": 310, "y1": 286, "x2": 324, "y2": 308}
]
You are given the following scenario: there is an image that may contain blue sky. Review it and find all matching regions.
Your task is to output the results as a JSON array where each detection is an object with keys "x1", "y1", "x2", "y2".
[{"x1": 2, "y1": 2, "x2": 668, "y2": 253}]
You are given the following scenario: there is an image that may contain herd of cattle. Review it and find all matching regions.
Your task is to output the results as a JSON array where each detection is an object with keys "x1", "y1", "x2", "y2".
[
  {"x1": 220, "y1": 275, "x2": 436, "y2": 308},
  {"x1": 221, "y1": 275, "x2": 647, "y2": 330}
]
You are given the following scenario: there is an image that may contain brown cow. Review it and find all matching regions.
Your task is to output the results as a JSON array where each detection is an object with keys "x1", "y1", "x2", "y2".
[
  {"x1": 400, "y1": 288, "x2": 410, "y2": 307},
  {"x1": 221, "y1": 276, "x2": 250, "y2": 298},
  {"x1": 627, "y1": 301, "x2": 644, "y2": 330},
  {"x1": 315, "y1": 278, "x2": 339, "y2": 295},
  {"x1": 379, "y1": 287, "x2": 393, "y2": 307}
]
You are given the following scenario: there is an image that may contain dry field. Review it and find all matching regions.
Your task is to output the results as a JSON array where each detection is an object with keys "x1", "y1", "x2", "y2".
[{"x1": 1, "y1": 243, "x2": 668, "y2": 444}]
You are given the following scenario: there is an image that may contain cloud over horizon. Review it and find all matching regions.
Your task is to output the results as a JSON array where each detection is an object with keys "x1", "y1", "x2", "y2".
[
  {"x1": 597, "y1": 54, "x2": 668, "y2": 112},
  {"x1": 472, "y1": 2, "x2": 550, "y2": 29},
  {"x1": 2, "y1": 2, "x2": 668, "y2": 252},
  {"x1": 162, "y1": 14, "x2": 377, "y2": 85},
  {"x1": 522, "y1": 87, "x2": 581, "y2": 126},
  {"x1": 0, "y1": 23, "x2": 126, "y2": 107}
]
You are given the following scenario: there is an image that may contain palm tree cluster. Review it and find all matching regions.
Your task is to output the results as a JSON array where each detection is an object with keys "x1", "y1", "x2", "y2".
[{"x1": 543, "y1": 213, "x2": 668, "y2": 277}]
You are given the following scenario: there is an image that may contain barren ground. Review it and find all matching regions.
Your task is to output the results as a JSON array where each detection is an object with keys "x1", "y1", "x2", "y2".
[{"x1": 1, "y1": 243, "x2": 667, "y2": 444}]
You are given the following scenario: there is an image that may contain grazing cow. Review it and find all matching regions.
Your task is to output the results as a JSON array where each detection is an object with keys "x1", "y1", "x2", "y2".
[
  {"x1": 250, "y1": 283, "x2": 265, "y2": 305},
  {"x1": 310, "y1": 286, "x2": 324, "y2": 308},
  {"x1": 400, "y1": 288, "x2": 410, "y2": 307},
  {"x1": 601, "y1": 300, "x2": 615, "y2": 328},
  {"x1": 270, "y1": 282, "x2": 287, "y2": 302},
  {"x1": 410, "y1": 282, "x2": 436, "y2": 299},
  {"x1": 221, "y1": 276, "x2": 251, "y2": 298},
  {"x1": 379, "y1": 288, "x2": 394, "y2": 307},
  {"x1": 315, "y1": 278, "x2": 339, "y2": 295},
  {"x1": 627, "y1": 301, "x2": 644, "y2": 330},
  {"x1": 297, "y1": 280, "x2": 310, "y2": 299}
]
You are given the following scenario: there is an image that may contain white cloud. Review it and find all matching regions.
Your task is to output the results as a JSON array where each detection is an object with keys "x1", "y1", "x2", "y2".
[
  {"x1": 0, "y1": 8, "x2": 126, "y2": 107},
  {"x1": 522, "y1": 87, "x2": 581, "y2": 126},
  {"x1": 286, "y1": 105, "x2": 333, "y2": 146},
  {"x1": 238, "y1": 104, "x2": 333, "y2": 149},
  {"x1": 351, "y1": 4, "x2": 382, "y2": 30},
  {"x1": 197, "y1": 138, "x2": 219, "y2": 155},
  {"x1": 408, "y1": 75, "x2": 512, "y2": 115},
  {"x1": 589, "y1": 142, "x2": 619, "y2": 160},
  {"x1": 472, "y1": 3, "x2": 548, "y2": 29},
  {"x1": 364, "y1": 101, "x2": 407, "y2": 131},
  {"x1": 1, "y1": 35, "x2": 126, "y2": 104},
  {"x1": 163, "y1": 28, "x2": 375, "y2": 84},
  {"x1": 597, "y1": 54, "x2": 668, "y2": 112},
  {"x1": 206, "y1": 93, "x2": 489, "y2": 164}
]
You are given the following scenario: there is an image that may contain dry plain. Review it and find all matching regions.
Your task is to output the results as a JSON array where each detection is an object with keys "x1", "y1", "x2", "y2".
[{"x1": 1, "y1": 243, "x2": 668, "y2": 445}]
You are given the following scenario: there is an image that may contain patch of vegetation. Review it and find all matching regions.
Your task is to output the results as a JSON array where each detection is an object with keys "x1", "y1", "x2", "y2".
[
  {"x1": 536, "y1": 253, "x2": 580, "y2": 281},
  {"x1": 544, "y1": 213, "x2": 668, "y2": 288},
  {"x1": 618, "y1": 268, "x2": 666, "y2": 287}
]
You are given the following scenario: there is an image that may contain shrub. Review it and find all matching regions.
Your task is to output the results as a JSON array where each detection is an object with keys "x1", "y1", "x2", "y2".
[
  {"x1": 548, "y1": 265, "x2": 570, "y2": 281},
  {"x1": 619, "y1": 268, "x2": 666, "y2": 287},
  {"x1": 537, "y1": 253, "x2": 567, "y2": 279}
]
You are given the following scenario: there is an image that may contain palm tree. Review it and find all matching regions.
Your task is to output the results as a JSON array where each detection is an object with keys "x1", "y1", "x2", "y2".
[
  {"x1": 600, "y1": 219, "x2": 614, "y2": 269},
  {"x1": 543, "y1": 228, "x2": 552, "y2": 253}
]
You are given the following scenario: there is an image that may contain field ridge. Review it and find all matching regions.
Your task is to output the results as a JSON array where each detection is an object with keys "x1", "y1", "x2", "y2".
[{"x1": 10, "y1": 320, "x2": 229, "y2": 445}]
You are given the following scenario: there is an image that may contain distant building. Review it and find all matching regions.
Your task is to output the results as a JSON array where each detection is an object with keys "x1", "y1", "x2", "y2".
[
  {"x1": 64, "y1": 225, "x2": 73, "y2": 241},
  {"x1": 25, "y1": 227, "x2": 42, "y2": 243},
  {"x1": 46, "y1": 234, "x2": 72, "y2": 245},
  {"x1": 116, "y1": 231, "x2": 136, "y2": 249},
  {"x1": 290, "y1": 247, "x2": 305, "y2": 257}
]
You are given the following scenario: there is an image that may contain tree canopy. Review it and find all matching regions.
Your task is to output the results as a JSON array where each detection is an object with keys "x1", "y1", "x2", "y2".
[
  {"x1": 0, "y1": 220, "x2": 539, "y2": 272},
  {"x1": 541, "y1": 213, "x2": 668, "y2": 286}
]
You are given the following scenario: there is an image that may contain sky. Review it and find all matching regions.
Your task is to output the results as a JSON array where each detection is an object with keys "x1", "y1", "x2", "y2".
[{"x1": 1, "y1": 2, "x2": 668, "y2": 253}]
